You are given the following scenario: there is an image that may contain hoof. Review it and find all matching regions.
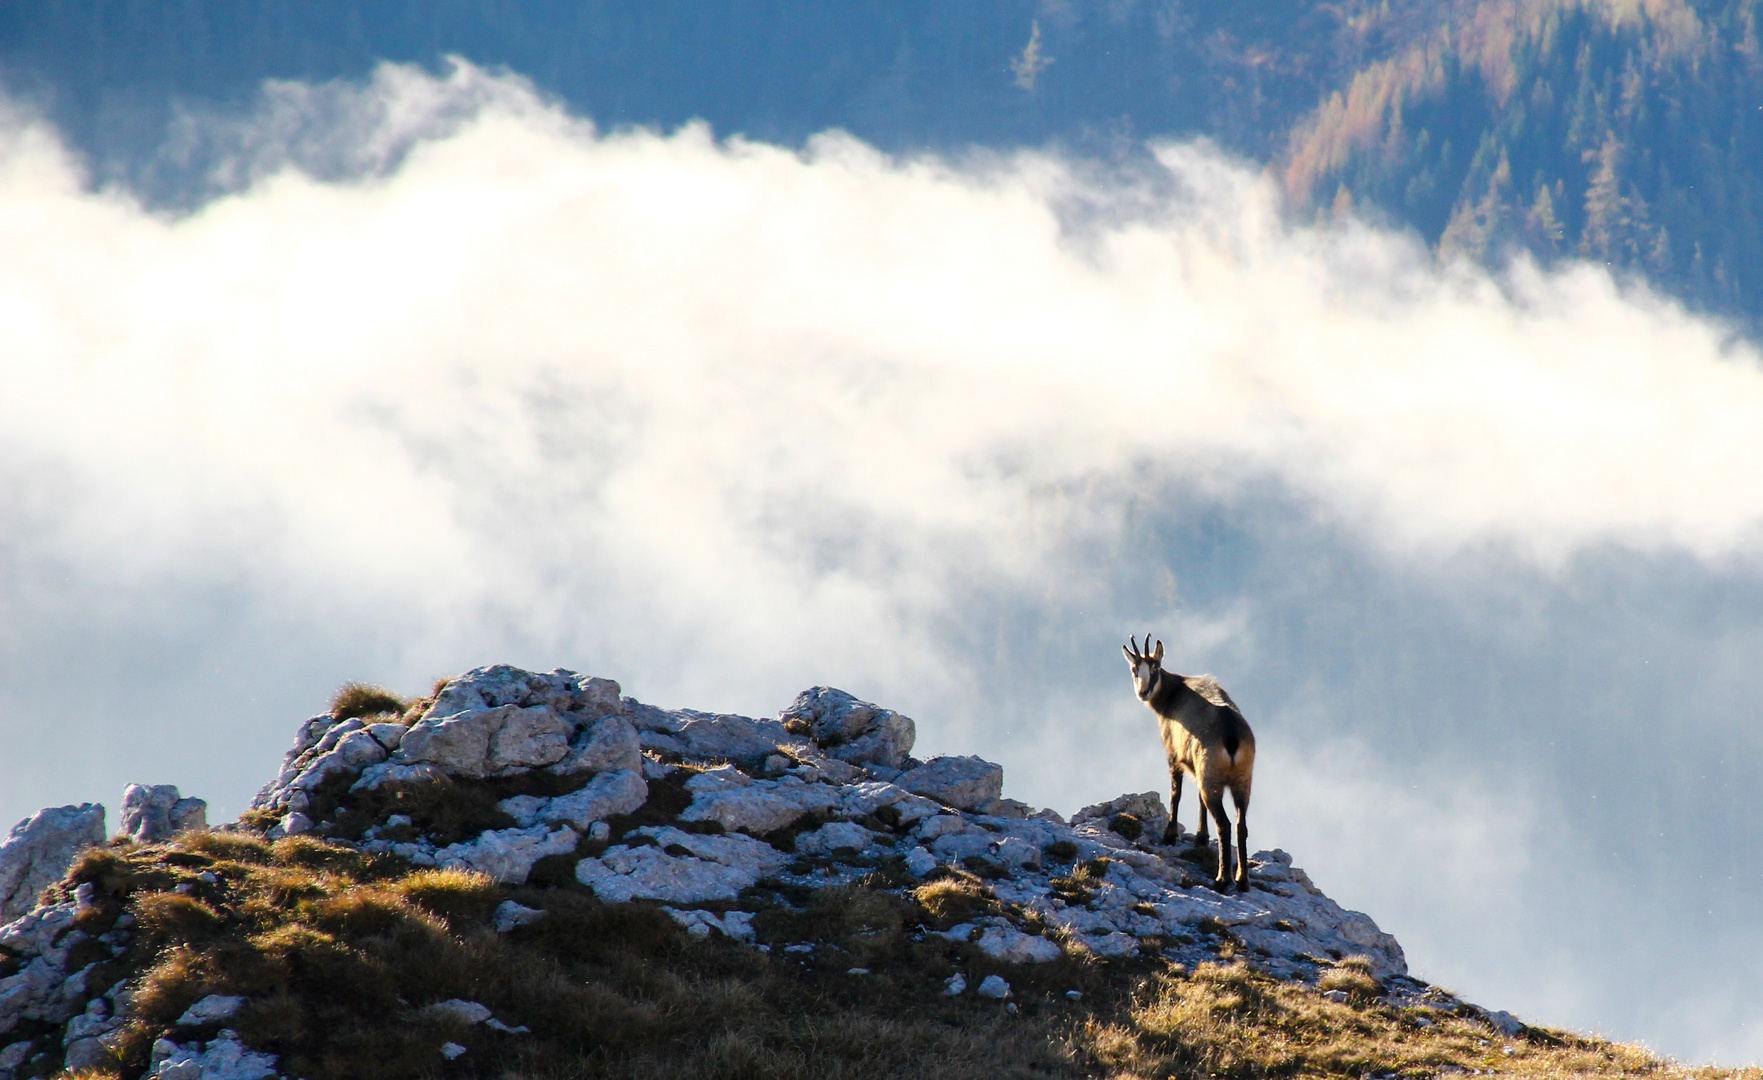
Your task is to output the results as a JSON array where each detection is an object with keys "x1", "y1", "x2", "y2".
[
  {"x1": 1212, "y1": 877, "x2": 1232, "y2": 893},
  {"x1": 1161, "y1": 825, "x2": 1182, "y2": 845}
]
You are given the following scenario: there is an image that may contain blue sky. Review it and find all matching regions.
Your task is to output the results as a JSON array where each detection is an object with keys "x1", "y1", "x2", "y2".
[{"x1": 3, "y1": 24, "x2": 1763, "y2": 1063}]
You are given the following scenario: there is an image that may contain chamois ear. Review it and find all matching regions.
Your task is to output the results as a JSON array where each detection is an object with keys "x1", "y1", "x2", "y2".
[
  {"x1": 1152, "y1": 639, "x2": 1164, "y2": 664},
  {"x1": 1122, "y1": 642, "x2": 1137, "y2": 663}
]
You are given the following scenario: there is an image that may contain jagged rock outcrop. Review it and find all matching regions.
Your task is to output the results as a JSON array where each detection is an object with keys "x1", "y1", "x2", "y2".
[
  {"x1": 896, "y1": 755, "x2": 1004, "y2": 811},
  {"x1": 119, "y1": 785, "x2": 207, "y2": 843},
  {"x1": 0, "y1": 662, "x2": 1524, "y2": 1080},
  {"x1": 778, "y1": 687, "x2": 917, "y2": 770},
  {"x1": 1073, "y1": 791, "x2": 1170, "y2": 844},
  {"x1": 0, "y1": 805, "x2": 104, "y2": 923}
]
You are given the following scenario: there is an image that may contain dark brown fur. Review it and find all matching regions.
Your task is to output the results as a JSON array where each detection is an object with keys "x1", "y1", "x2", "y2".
[{"x1": 1124, "y1": 637, "x2": 1256, "y2": 892}]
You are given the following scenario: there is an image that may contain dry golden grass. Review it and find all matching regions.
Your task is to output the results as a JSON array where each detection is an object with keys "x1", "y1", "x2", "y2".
[
  {"x1": 912, "y1": 872, "x2": 1001, "y2": 929},
  {"x1": 38, "y1": 833, "x2": 1763, "y2": 1080},
  {"x1": 1077, "y1": 960, "x2": 1759, "y2": 1080},
  {"x1": 328, "y1": 682, "x2": 408, "y2": 721}
]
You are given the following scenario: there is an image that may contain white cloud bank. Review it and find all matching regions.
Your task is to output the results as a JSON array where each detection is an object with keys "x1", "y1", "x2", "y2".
[{"x1": 3, "y1": 60, "x2": 1763, "y2": 1062}]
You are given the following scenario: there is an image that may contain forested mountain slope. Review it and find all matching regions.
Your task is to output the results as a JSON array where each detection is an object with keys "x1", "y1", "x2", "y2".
[
  {"x1": 4, "y1": 0, "x2": 1760, "y2": 324},
  {"x1": 1283, "y1": 0, "x2": 1763, "y2": 330}
]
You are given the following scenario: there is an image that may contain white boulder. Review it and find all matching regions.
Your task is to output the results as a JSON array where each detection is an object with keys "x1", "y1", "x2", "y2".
[
  {"x1": 903, "y1": 847, "x2": 937, "y2": 877},
  {"x1": 1076, "y1": 931, "x2": 1139, "y2": 958},
  {"x1": 119, "y1": 786, "x2": 207, "y2": 843},
  {"x1": 552, "y1": 714, "x2": 641, "y2": 776},
  {"x1": 147, "y1": 1031, "x2": 278, "y2": 1080},
  {"x1": 663, "y1": 908, "x2": 757, "y2": 942},
  {"x1": 0, "y1": 804, "x2": 104, "y2": 923},
  {"x1": 896, "y1": 756, "x2": 1002, "y2": 811},
  {"x1": 434, "y1": 825, "x2": 577, "y2": 884},
  {"x1": 683, "y1": 765, "x2": 753, "y2": 791},
  {"x1": 575, "y1": 826, "x2": 789, "y2": 903},
  {"x1": 793, "y1": 822, "x2": 873, "y2": 855},
  {"x1": 417, "y1": 999, "x2": 492, "y2": 1025},
  {"x1": 778, "y1": 687, "x2": 916, "y2": 770},
  {"x1": 396, "y1": 703, "x2": 574, "y2": 778},
  {"x1": 498, "y1": 770, "x2": 647, "y2": 831},
  {"x1": 630, "y1": 705, "x2": 792, "y2": 762},
  {"x1": 678, "y1": 775, "x2": 842, "y2": 835},
  {"x1": 837, "y1": 782, "x2": 940, "y2": 825},
  {"x1": 493, "y1": 901, "x2": 546, "y2": 933},
  {"x1": 679, "y1": 787, "x2": 808, "y2": 835},
  {"x1": 176, "y1": 995, "x2": 245, "y2": 1026},
  {"x1": 1072, "y1": 792, "x2": 1170, "y2": 844},
  {"x1": 975, "y1": 925, "x2": 1063, "y2": 964},
  {"x1": 976, "y1": 975, "x2": 1011, "y2": 1000},
  {"x1": 427, "y1": 665, "x2": 622, "y2": 719}
]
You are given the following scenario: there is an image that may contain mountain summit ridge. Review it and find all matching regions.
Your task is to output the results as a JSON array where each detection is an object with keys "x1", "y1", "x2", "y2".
[{"x1": 0, "y1": 662, "x2": 1630, "y2": 1080}]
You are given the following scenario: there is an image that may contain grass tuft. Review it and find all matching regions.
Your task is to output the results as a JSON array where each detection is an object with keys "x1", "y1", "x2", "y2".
[
  {"x1": 328, "y1": 681, "x2": 408, "y2": 721},
  {"x1": 389, "y1": 867, "x2": 500, "y2": 930},
  {"x1": 910, "y1": 873, "x2": 998, "y2": 929}
]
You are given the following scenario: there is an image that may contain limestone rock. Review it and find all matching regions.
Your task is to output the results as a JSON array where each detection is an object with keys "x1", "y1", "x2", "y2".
[
  {"x1": 493, "y1": 901, "x2": 545, "y2": 933},
  {"x1": 793, "y1": 821, "x2": 873, "y2": 855},
  {"x1": 147, "y1": 1031, "x2": 278, "y2": 1080},
  {"x1": 976, "y1": 975, "x2": 1011, "y2": 999},
  {"x1": 552, "y1": 714, "x2": 641, "y2": 776},
  {"x1": 675, "y1": 785, "x2": 791, "y2": 834},
  {"x1": 349, "y1": 762, "x2": 445, "y2": 792},
  {"x1": 396, "y1": 703, "x2": 573, "y2": 778},
  {"x1": 119, "y1": 786, "x2": 207, "y2": 843},
  {"x1": 266, "y1": 812, "x2": 312, "y2": 839},
  {"x1": 63, "y1": 1032, "x2": 117, "y2": 1073},
  {"x1": 778, "y1": 687, "x2": 916, "y2": 770},
  {"x1": 1072, "y1": 792, "x2": 1169, "y2": 845},
  {"x1": 575, "y1": 826, "x2": 789, "y2": 903},
  {"x1": 975, "y1": 925, "x2": 1062, "y2": 964},
  {"x1": 836, "y1": 781, "x2": 940, "y2": 825},
  {"x1": 683, "y1": 764, "x2": 752, "y2": 791},
  {"x1": 896, "y1": 756, "x2": 1002, "y2": 811},
  {"x1": 417, "y1": 999, "x2": 492, "y2": 1025},
  {"x1": 1076, "y1": 931, "x2": 1139, "y2": 958},
  {"x1": 904, "y1": 846, "x2": 937, "y2": 877},
  {"x1": 663, "y1": 908, "x2": 756, "y2": 942},
  {"x1": 629, "y1": 704, "x2": 792, "y2": 763},
  {"x1": 498, "y1": 769, "x2": 647, "y2": 831},
  {"x1": 427, "y1": 665, "x2": 622, "y2": 721},
  {"x1": 176, "y1": 995, "x2": 245, "y2": 1026},
  {"x1": 0, "y1": 804, "x2": 105, "y2": 923},
  {"x1": 675, "y1": 773, "x2": 842, "y2": 835},
  {"x1": 914, "y1": 814, "x2": 969, "y2": 840},
  {"x1": 433, "y1": 825, "x2": 578, "y2": 884},
  {"x1": 252, "y1": 716, "x2": 388, "y2": 809}
]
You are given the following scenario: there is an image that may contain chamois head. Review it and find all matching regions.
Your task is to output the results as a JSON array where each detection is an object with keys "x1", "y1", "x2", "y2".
[{"x1": 1122, "y1": 634, "x2": 1164, "y2": 700}]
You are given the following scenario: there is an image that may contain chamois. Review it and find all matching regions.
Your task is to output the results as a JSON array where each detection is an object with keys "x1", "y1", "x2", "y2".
[{"x1": 1123, "y1": 635, "x2": 1256, "y2": 893}]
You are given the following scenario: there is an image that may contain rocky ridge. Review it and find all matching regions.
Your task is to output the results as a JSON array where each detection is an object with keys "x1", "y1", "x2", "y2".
[{"x1": 0, "y1": 664, "x2": 1524, "y2": 1080}]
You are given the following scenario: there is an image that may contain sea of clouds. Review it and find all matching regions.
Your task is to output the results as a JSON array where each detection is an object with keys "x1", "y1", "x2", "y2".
[{"x1": 2, "y1": 60, "x2": 1761, "y2": 1061}]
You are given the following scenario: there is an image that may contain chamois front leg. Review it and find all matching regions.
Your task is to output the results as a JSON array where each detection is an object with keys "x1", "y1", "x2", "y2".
[{"x1": 1164, "y1": 765, "x2": 1184, "y2": 844}]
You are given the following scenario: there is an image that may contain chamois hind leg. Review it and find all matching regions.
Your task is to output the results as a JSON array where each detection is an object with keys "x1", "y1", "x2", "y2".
[
  {"x1": 1201, "y1": 785, "x2": 1233, "y2": 892},
  {"x1": 1164, "y1": 766, "x2": 1184, "y2": 844},
  {"x1": 1230, "y1": 783, "x2": 1251, "y2": 891},
  {"x1": 1190, "y1": 770, "x2": 1213, "y2": 847}
]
